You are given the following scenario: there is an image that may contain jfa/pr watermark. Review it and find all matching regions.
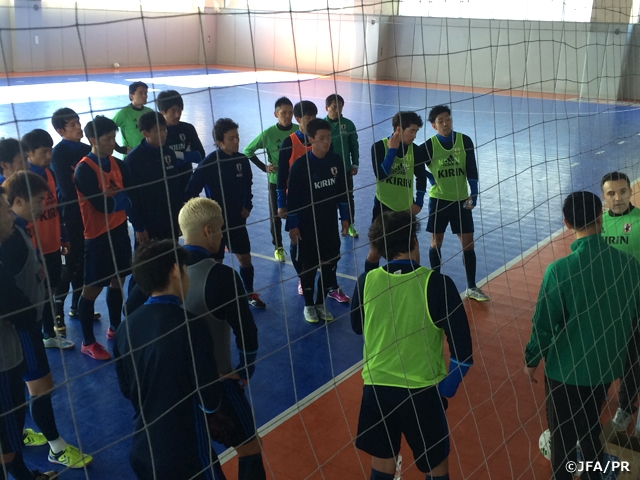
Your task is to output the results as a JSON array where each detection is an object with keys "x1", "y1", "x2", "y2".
[{"x1": 565, "y1": 460, "x2": 629, "y2": 473}]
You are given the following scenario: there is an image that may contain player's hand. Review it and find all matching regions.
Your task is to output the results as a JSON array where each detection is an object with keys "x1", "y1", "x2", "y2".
[
  {"x1": 206, "y1": 410, "x2": 236, "y2": 446},
  {"x1": 60, "y1": 242, "x2": 71, "y2": 256},
  {"x1": 350, "y1": 167, "x2": 358, "y2": 176},
  {"x1": 221, "y1": 371, "x2": 248, "y2": 390},
  {"x1": 410, "y1": 203, "x2": 422, "y2": 215},
  {"x1": 241, "y1": 207, "x2": 250, "y2": 219},
  {"x1": 266, "y1": 164, "x2": 277, "y2": 173},
  {"x1": 136, "y1": 230, "x2": 150, "y2": 245},
  {"x1": 289, "y1": 228, "x2": 301, "y2": 245},
  {"x1": 524, "y1": 365, "x2": 538, "y2": 383},
  {"x1": 388, "y1": 126, "x2": 402, "y2": 149},
  {"x1": 464, "y1": 197, "x2": 475, "y2": 210},
  {"x1": 341, "y1": 220, "x2": 350, "y2": 236},
  {"x1": 278, "y1": 207, "x2": 288, "y2": 219}
]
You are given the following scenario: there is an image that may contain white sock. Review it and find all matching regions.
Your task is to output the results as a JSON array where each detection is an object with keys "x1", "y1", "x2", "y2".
[{"x1": 49, "y1": 436, "x2": 67, "y2": 454}]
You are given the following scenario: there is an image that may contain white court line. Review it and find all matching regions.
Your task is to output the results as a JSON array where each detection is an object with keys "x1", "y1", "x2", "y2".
[
  {"x1": 127, "y1": 71, "x2": 319, "y2": 89},
  {"x1": 251, "y1": 251, "x2": 358, "y2": 281},
  {"x1": 0, "y1": 81, "x2": 127, "y2": 104}
]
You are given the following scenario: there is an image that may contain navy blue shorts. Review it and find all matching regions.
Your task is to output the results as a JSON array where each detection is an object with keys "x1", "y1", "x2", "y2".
[
  {"x1": 426, "y1": 198, "x2": 474, "y2": 235},
  {"x1": 217, "y1": 378, "x2": 257, "y2": 449},
  {"x1": 84, "y1": 222, "x2": 132, "y2": 287},
  {"x1": 18, "y1": 329, "x2": 51, "y2": 382},
  {"x1": 356, "y1": 384, "x2": 449, "y2": 473},
  {"x1": 0, "y1": 361, "x2": 27, "y2": 455},
  {"x1": 214, "y1": 224, "x2": 250, "y2": 260}
]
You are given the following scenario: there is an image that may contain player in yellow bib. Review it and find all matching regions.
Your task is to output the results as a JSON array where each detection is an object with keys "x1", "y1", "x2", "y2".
[
  {"x1": 422, "y1": 105, "x2": 488, "y2": 302},
  {"x1": 601, "y1": 171, "x2": 640, "y2": 434}
]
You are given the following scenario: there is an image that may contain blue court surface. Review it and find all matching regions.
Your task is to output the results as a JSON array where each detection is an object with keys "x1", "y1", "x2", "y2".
[{"x1": 2, "y1": 66, "x2": 639, "y2": 478}]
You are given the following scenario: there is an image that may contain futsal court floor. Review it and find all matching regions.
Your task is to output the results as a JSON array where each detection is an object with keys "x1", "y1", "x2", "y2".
[{"x1": 1, "y1": 65, "x2": 639, "y2": 479}]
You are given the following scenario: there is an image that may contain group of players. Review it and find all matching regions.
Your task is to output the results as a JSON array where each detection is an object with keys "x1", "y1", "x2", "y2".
[{"x1": 0, "y1": 79, "x2": 490, "y2": 480}]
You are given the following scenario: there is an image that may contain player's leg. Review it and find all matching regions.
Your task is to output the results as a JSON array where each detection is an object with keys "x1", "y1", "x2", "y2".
[
  {"x1": 231, "y1": 226, "x2": 265, "y2": 309},
  {"x1": 298, "y1": 238, "x2": 320, "y2": 323},
  {"x1": 614, "y1": 356, "x2": 640, "y2": 430},
  {"x1": 365, "y1": 199, "x2": 384, "y2": 272},
  {"x1": 453, "y1": 204, "x2": 488, "y2": 301},
  {"x1": 105, "y1": 276, "x2": 126, "y2": 339},
  {"x1": 355, "y1": 385, "x2": 403, "y2": 479},
  {"x1": 316, "y1": 236, "x2": 340, "y2": 321},
  {"x1": 427, "y1": 198, "x2": 447, "y2": 273},
  {"x1": 573, "y1": 382, "x2": 610, "y2": 480},
  {"x1": 402, "y1": 386, "x2": 450, "y2": 478},
  {"x1": 41, "y1": 252, "x2": 66, "y2": 346},
  {"x1": 105, "y1": 223, "x2": 132, "y2": 339},
  {"x1": 219, "y1": 379, "x2": 266, "y2": 480},
  {"x1": 268, "y1": 182, "x2": 285, "y2": 261},
  {"x1": 545, "y1": 377, "x2": 579, "y2": 480}
]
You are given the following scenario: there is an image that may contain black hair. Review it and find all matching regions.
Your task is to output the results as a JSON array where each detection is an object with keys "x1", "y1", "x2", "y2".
[
  {"x1": 0, "y1": 138, "x2": 26, "y2": 171},
  {"x1": 137, "y1": 111, "x2": 166, "y2": 133},
  {"x1": 157, "y1": 90, "x2": 184, "y2": 113},
  {"x1": 132, "y1": 240, "x2": 188, "y2": 296},
  {"x1": 325, "y1": 94, "x2": 344, "y2": 108},
  {"x1": 213, "y1": 118, "x2": 239, "y2": 143},
  {"x1": 129, "y1": 81, "x2": 148, "y2": 96},
  {"x1": 369, "y1": 210, "x2": 420, "y2": 260},
  {"x1": 84, "y1": 115, "x2": 118, "y2": 140},
  {"x1": 51, "y1": 107, "x2": 80, "y2": 131},
  {"x1": 563, "y1": 191, "x2": 602, "y2": 231},
  {"x1": 601, "y1": 171, "x2": 631, "y2": 189},
  {"x1": 21, "y1": 129, "x2": 53, "y2": 152},
  {"x1": 274, "y1": 96, "x2": 293, "y2": 110},
  {"x1": 4, "y1": 170, "x2": 50, "y2": 205},
  {"x1": 428, "y1": 105, "x2": 452, "y2": 124},
  {"x1": 293, "y1": 101, "x2": 318, "y2": 119},
  {"x1": 306, "y1": 118, "x2": 331, "y2": 139},
  {"x1": 391, "y1": 111, "x2": 423, "y2": 131}
]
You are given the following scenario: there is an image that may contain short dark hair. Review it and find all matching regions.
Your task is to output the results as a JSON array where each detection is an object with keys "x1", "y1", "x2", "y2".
[
  {"x1": 21, "y1": 129, "x2": 53, "y2": 152},
  {"x1": 306, "y1": 118, "x2": 331, "y2": 139},
  {"x1": 325, "y1": 94, "x2": 344, "y2": 108},
  {"x1": 4, "y1": 170, "x2": 50, "y2": 205},
  {"x1": 392, "y1": 111, "x2": 423, "y2": 130},
  {"x1": 132, "y1": 240, "x2": 188, "y2": 296},
  {"x1": 137, "y1": 111, "x2": 166, "y2": 133},
  {"x1": 293, "y1": 101, "x2": 318, "y2": 119},
  {"x1": 601, "y1": 171, "x2": 631, "y2": 189},
  {"x1": 369, "y1": 210, "x2": 420, "y2": 260},
  {"x1": 563, "y1": 191, "x2": 602, "y2": 231},
  {"x1": 275, "y1": 96, "x2": 293, "y2": 110},
  {"x1": 213, "y1": 118, "x2": 239, "y2": 142},
  {"x1": 157, "y1": 90, "x2": 184, "y2": 113},
  {"x1": 84, "y1": 115, "x2": 118, "y2": 140},
  {"x1": 129, "y1": 81, "x2": 148, "y2": 96},
  {"x1": 0, "y1": 138, "x2": 26, "y2": 168},
  {"x1": 428, "y1": 105, "x2": 451, "y2": 124},
  {"x1": 51, "y1": 108, "x2": 79, "y2": 131}
]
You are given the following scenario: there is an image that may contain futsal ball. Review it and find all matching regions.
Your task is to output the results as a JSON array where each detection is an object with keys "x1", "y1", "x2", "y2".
[
  {"x1": 539, "y1": 429, "x2": 551, "y2": 460},
  {"x1": 113, "y1": 62, "x2": 120, "y2": 68}
]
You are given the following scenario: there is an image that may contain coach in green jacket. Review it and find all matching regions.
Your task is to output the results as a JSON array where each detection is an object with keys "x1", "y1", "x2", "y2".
[{"x1": 524, "y1": 191, "x2": 640, "y2": 480}]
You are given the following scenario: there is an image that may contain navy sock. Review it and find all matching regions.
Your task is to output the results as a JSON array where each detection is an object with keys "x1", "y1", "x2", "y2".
[
  {"x1": 29, "y1": 394, "x2": 60, "y2": 442},
  {"x1": 429, "y1": 247, "x2": 442, "y2": 273},
  {"x1": 7, "y1": 453, "x2": 32, "y2": 480},
  {"x1": 426, "y1": 474, "x2": 449, "y2": 480},
  {"x1": 364, "y1": 259, "x2": 379, "y2": 273},
  {"x1": 238, "y1": 453, "x2": 266, "y2": 480},
  {"x1": 462, "y1": 250, "x2": 477, "y2": 289},
  {"x1": 106, "y1": 286, "x2": 123, "y2": 331},
  {"x1": 370, "y1": 469, "x2": 394, "y2": 480},
  {"x1": 78, "y1": 296, "x2": 96, "y2": 345},
  {"x1": 239, "y1": 265, "x2": 255, "y2": 294}
]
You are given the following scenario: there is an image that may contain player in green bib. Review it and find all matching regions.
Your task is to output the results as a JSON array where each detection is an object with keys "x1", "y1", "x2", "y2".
[
  {"x1": 244, "y1": 97, "x2": 298, "y2": 262},
  {"x1": 422, "y1": 105, "x2": 488, "y2": 302},
  {"x1": 601, "y1": 171, "x2": 640, "y2": 434},
  {"x1": 364, "y1": 111, "x2": 427, "y2": 273},
  {"x1": 112, "y1": 82, "x2": 153, "y2": 153},
  {"x1": 351, "y1": 210, "x2": 472, "y2": 480}
]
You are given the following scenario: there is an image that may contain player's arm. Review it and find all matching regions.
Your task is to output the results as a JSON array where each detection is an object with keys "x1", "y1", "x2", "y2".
[
  {"x1": 350, "y1": 272, "x2": 367, "y2": 335},
  {"x1": 413, "y1": 142, "x2": 428, "y2": 211},
  {"x1": 112, "y1": 336, "x2": 133, "y2": 401},
  {"x1": 371, "y1": 140, "x2": 396, "y2": 181},
  {"x1": 207, "y1": 267, "x2": 259, "y2": 380},
  {"x1": 463, "y1": 135, "x2": 479, "y2": 206},
  {"x1": 348, "y1": 121, "x2": 359, "y2": 172},
  {"x1": 335, "y1": 161, "x2": 351, "y2": 228},
  {"x1": 421, "y1": 140, "x2": 436, "y2": 186},
  {"x1": 184, "y1": 154, "x2": 212, "y2": 200},
  {"x1": 524, "y1": 264, "x2": 563, "y2": 369},
  {"x1": 276, "y1": 137, "x2": 293, "y2": 210},
  {"x1": 48, "y1": 168, "x2": 69, "y2": 246},
  {"x1": 427, "y1": 272, "x2": 473, "y2": 398},
  {"x1": 119, "y1": 160, "x2": 144, "y2": 234},
  {"x1": 0, "y1": 264, "x2": 39, "y2": 331},
  {"x1": 244, "y1": 133, "x2": 267, "y2": 173},
  {"x1": 242, "y1": 157, "x2": 253, "y2": 213},
  {"x1": 49, "y1": 149, "x2": 76, "y2": 218},
  {"x1": 74, "y1": 162, "x2": 117, "y2": 213},
  {"x1": 186, "y1": 123, "x2": 206, "y2": 159}
]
